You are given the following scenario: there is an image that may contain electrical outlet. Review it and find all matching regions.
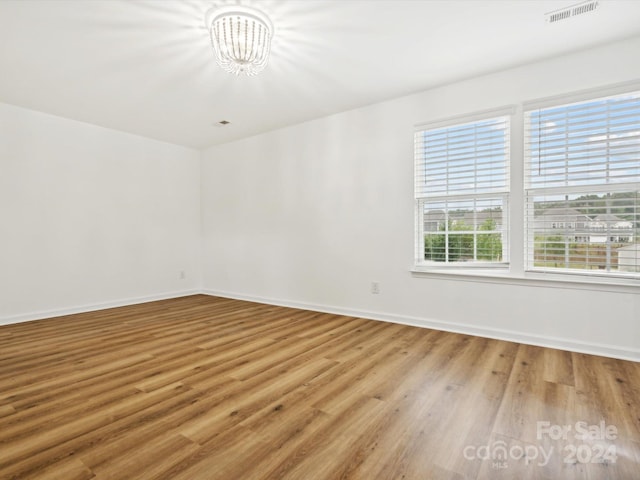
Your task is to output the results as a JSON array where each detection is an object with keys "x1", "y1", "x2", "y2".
[{"x1": 371, "y1": 282, "x2": 380, "y2": 294}]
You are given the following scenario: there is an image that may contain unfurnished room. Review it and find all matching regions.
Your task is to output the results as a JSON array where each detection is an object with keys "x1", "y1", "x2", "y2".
[{"x1": 0, "y1": 0, "x2": 639, "y2": 479}]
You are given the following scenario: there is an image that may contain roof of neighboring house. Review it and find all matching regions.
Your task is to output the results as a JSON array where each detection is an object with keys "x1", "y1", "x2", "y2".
[
  {"x1": 462, "y1": 211, "x2": 501, "y2": 221},
  {"x1": 537, "y1": 207, "x2": 582, "y2": 215},
  {"x1": 593, "y1": 214, "x2": 625, "y2": 222},
  {"x1": 424, "y1": 210, "x2": 445, "y2": 221},
  {"x1": 536, "y1": 207, "x2": 590, "y2": 222}
]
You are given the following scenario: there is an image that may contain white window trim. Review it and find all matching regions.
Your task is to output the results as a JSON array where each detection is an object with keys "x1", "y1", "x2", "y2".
[
  {"x1": 409, "y1": 267, "x2": 639, "y2": 294},
  {"x1": 523, "y1": 85, "x2": 640, "y2": 282},
  {"x1": 412, "y1": 82, "x2": 640, "y2": 290},
  {"x1": 414, "y1": 105, "x2": 515, "y2": 272},
  {"x1": 522, "y1": 79, "x2": 640, "y2": 112}
]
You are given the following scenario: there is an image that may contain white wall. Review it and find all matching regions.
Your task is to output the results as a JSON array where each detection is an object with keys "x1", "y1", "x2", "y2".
[
  {"x1": 1, "y1": 37, "x2": 637, "y2": 359},
  {"x1": 0, "y1": 103, "x2": 201, "y2": 323},
  {"x1": 201, "y1": 37, "x2": 640, "y2": 361}
]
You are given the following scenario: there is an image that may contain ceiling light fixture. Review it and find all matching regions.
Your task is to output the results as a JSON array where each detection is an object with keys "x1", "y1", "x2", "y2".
[{"x1": 206, "y1": 5, "x2": 274, "y2": 76}]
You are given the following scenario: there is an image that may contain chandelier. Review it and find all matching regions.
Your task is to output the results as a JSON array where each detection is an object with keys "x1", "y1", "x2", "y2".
[{"x1": 206, "y1": 5, "x2": 274, "y2": 76}]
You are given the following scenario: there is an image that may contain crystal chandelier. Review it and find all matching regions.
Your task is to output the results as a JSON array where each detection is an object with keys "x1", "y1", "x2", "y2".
[{"x1": 206, "y1": 5, "x2": 274, "y2": 76}]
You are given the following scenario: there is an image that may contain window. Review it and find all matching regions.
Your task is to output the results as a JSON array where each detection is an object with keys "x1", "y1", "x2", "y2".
[
  {"x1": 414, "y1": 108, "x2": 512, "y2": 268},
  {"x1": 525, "y1": 90, "x2": 640, "y2": 278}
]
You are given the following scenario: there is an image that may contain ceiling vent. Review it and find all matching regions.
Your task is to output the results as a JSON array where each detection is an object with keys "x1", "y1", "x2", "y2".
[{"x1": 546, "y1": 1, "x2": 599, "y2": 23}]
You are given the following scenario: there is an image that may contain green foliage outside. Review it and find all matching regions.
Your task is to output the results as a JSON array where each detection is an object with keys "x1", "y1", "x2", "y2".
[
  {"x1": 424, "y1": 218, "x2": 502, "y2": 262},
  {"x1": 477, "y1": 219, "x2": 502, "y2": 261}
]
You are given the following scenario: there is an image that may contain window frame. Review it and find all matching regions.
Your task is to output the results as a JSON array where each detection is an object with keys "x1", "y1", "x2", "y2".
[
  {"x1": 414, "y1": 106, "x2": 515, "y2": 272},
  {"x1": 412, "y1": 81, "x2": 640, "y2": 288},
  {"x1": 523, "y1": 87, "x2": 640, "y2": 280}
]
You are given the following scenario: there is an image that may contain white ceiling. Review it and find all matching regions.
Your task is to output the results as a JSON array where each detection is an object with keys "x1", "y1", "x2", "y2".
[{"x1": 1, "y1": 0, "x2": 640, "y2": 149}]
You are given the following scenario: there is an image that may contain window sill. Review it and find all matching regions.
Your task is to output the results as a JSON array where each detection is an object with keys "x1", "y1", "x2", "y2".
[{"x1": 410, "y1": 266, "x2": 640, "y2": 293}]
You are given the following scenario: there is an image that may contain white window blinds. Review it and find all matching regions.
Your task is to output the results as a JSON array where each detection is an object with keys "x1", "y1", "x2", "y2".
[
  {"x1": 415, "y1": 115, "x2": 510, "y2": 198},
  {"x1": 524, "y1": 90, "x2": 640, "y2": 277},
  {"x1": 415, "y1": 111, "x2": 511, "y2": 266}
]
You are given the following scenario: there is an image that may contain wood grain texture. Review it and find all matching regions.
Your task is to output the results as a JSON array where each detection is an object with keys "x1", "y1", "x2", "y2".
[{"x1": 0, "y1": 295, "x2": 638, "y2": 479}]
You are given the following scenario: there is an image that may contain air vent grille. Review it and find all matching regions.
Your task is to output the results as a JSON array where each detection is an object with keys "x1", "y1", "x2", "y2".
[{"x1": 546, "y1": 1, "x2": 599, "y2": 23}]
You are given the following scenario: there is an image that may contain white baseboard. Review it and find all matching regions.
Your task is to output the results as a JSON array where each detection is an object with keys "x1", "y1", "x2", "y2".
[
  {"x1": 3, "y1": 287, "x2": 637, "y2": 362},
  {"x1": 0, "y1": 289, "x2": 201, "y2": 326},
  {"x1": 202, "y1": 288, "x2": 640, "y2": 363}
]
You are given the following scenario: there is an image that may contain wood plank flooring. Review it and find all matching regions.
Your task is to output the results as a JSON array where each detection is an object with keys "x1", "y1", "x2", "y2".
[{"x1": 0, "y1": 294, "x2": 639, "y2": 479}]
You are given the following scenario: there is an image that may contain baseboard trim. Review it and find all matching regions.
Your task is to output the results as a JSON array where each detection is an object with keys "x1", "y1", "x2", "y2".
[
  {"x1": 3, "y1": 288, "x2": 637, "y2": 362},
  {"x1": 202, "y1": 288, "x2": 640, "y2": 363},
  {"x1": 0, "y1": 289, "x2": 201, "y2": 326}
]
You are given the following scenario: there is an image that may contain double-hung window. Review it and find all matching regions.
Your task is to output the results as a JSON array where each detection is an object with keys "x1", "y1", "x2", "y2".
[
  {"x1": 524, "y1": 90, "x2": 640, "y2": 279},
  {"x1": 414, "y1": 108, "x2": 512, "y2": 269}
]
